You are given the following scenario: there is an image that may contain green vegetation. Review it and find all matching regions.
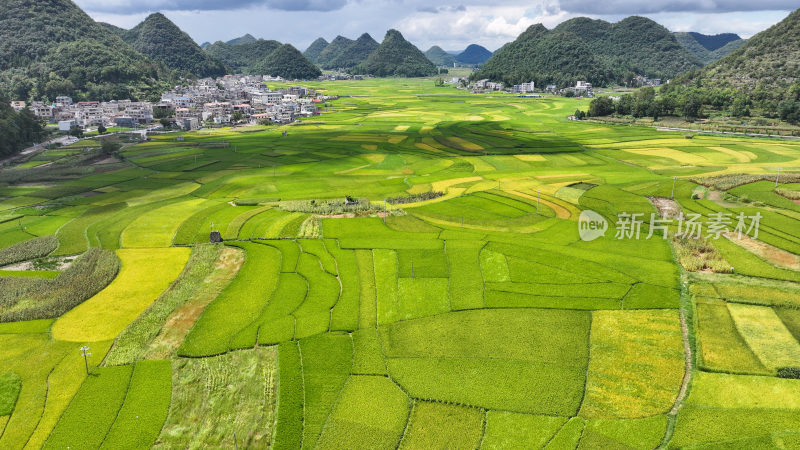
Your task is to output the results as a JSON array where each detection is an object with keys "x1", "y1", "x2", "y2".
[
  {"x1": 252, "y1": 44, "x2": 322, "y2": 80},
  {"x1": 455, "y1": 44, "x2": 493, "y2": 65},
  {"x1": 119, "y1": 13, "x2": 226, "y2": 78},
  {"x1": 399, "y1": 401, "x2": 483, "y2": 449},
  {"x1": 323, "y1": 33, "x2": 379, "y2": 70},
  {"x1": 0, "y1": 0, "x2": 165, "y2": 101},
  {"x1": 205, "y1": 39, "x2": 282, "y2": 74},
  {"x1": 424, "y1": 46, "x2": 456, "y2": 67},
  {"x1": 355, "y1": 29, "x2": 437, "y2": 77},
  {"x1": 0, "y1": 235, "x2": 56, "y2": 266},
  {"x1": 158, "y1": 349, "x2": 276, "y2": 447},
  {"x1": 0, "y1": 372, "x2": 21, "y2": 416},
  {"x1": 0, "y1": 76, "x2": 799, "y2": 447},
  {"x1": 0, "y1": 247, "x2": 119, "y2": 322},
  {"x1": 674, "y1": 32, "x2": 745, "y2": 64},
  {"x1": 0, "y1": 99, "x2": 45, "y2": 157},
  {"x1": 667, "y1": 9, "x2": 800, "y2": 123},
  {"x1": 303, "y1": 37, "x2": 329, "y2": 64},
  {"x1": 475, "y1": 16, "x2": 701, "y2": 87}
]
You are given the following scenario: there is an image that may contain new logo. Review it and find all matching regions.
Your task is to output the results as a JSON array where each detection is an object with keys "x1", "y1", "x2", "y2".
[{"x1": 578, "y1": 210, "x2": 608, "y2": 241}]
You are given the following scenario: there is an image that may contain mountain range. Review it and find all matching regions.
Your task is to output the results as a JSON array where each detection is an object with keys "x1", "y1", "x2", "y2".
[
  {"x1": 475, "y1": 16, "x2": 703, "y2": 87},
  {"x1": 425, "y1": 46, "x2": 457, "y2": 67},
  {"x1": 455, "y1": 44, "x2": 493, "y2": 65}
]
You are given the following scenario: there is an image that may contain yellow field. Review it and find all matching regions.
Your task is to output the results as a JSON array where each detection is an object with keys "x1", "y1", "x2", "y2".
[
  {"x1": 121, "y1": 198, "x2": 207, "y2": 247},
  {"x1": 52, "y1": 248, "x2": 190, "y2": 342},
  {"x1": 707, "y1": 146, "x2": 753, "y2": 163},
  {"x1": 580, "y1": 310, "x2": 684, "y2": 419},
  {"x1": 687, "y1": 371, "x2": 800, "y2": 409},
  {"x1": 624, "y1": 148, "x2": 708, "y2": 166},
  {"x1": 728, "y1": 303, "x2": 800, "y2": 371},
  {"x1": 514, "y1": 154, "x2": 546, "y2": 162}
]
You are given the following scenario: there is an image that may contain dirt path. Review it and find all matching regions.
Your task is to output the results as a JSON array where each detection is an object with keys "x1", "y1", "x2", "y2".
[{"x1": 670, "y1": 308, "x2": 692, "y2": 416}]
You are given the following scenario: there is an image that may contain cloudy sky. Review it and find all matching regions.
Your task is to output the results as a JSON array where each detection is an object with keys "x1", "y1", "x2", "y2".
[{"x1": 76, "y1": 0, "x2": 796, "y2": 52}]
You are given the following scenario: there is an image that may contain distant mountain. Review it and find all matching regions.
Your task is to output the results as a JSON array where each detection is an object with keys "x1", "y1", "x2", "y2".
[
  {"x1": 251, "y1": 44, "x2": 322, "y2": 79},
  {"x1": 200, "y1": 42, "x2": 211, "y2": 49},
  {"x1": 354, "y1": 29, "x2": 437, "y2": 77},
  {"x1": 670, "y1": 8, "x2": 800, "y2": 99},
  {"x1": 316, "y1": 36, "x2": 355, "y2": 68},
  {"x1": 323, "y1": 33, "x2": 379, "y2": 69},
  {"x1": 304, "y1": 38, "x2": 329, "y2": 63},
  {"x1": 227, "y1": 34, "x2": 257, "y2": 45},
  {"x1": 475, "y1": 16, "x2": 701, "y2": 87},
  {"x1": 456, "y1": 44, "x2": 492, "y2": 65},
  {"x1": 425, "y1": 46, "x2": 457, "y2": 66},
  {"x1": 0, "y1": 0, "x2": 163, "y2": 101},
  {"x1": 687, "y1": 32, "x2": 742, "y2": 51},
  {"x1": 123, "y1": 13, "x2": 226, "y2": 78},
  {"x1": 205, "y1": 39, "x2": 282, "y2": 74},
  {"x1": 674, "y1": 32, "x2": 745, "y2": 64}
]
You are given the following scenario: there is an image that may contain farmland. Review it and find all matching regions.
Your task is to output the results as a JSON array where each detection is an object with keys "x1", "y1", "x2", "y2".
[{"x1": 0, "y1": 76, "x2": 799, "y2": 447}]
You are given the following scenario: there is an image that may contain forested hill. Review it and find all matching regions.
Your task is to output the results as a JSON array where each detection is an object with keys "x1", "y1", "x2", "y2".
[
  {"x1": 354, "y1": 30, "x2": 438, "y2": 77},
  {"x1": 674, "y1": 32, "x2": 745, "y2": 64},
  {"x1": 304, "y1": 38, "x2": 330, "y2": 63},
  {"x1": 121, "y1": 13, "x2": 227, "y2": 78},
  {"x1": 472, "y1": 24, "x2": 615, "y2": 87},
  {"x1": 322, "y1": 33, "x2": 379, "y2": 69},
  {"x1": 205, "y1": 40, "x2": 282, "y2": 74},
  {"x1": 667, "y1": 8, "x2": 800, "y2": 112},
  {"x1": 474, "y1": 16, "x2": 702, "y2": 87},
  {"x1": 251, "y1": 44, "x2": 322, "y2": 79},
  {"x1": 425, "y1": 46, "x2": 456, "y2": 67},
  {"x1": 456, "y1": 44, "x2": 492, "y2": 64},
  {"x1": 316, "y1": 36, "x2": 355, "y2": 68},
  {"x1": 0, "y1": 0, "x2": 164, "y2": 101}
]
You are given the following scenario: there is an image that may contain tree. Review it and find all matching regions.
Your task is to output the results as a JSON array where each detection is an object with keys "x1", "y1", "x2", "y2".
[
  {"x1": 159, "y1": 117, "x2": 171, "y2": 128},
  {"x1": 588, "y1": 96, "x2": 614, "y2": 117},
  {"x1": 97, "y1": 124, "x2": 107, "y2": 134},
  {"x1": 731, "y1": 95, "x2": 750, "y2": 117},
  {"x1": 682, "y1": 95, "x2": 702, "y2": 120},
  {"x1": 232, "y1": 111, "x2": 244, "y2": 123},
  {"x1": 69, "y1": 125, "x2": 83, "y2": 138},
  {"x1": 434, "y1": 77, "x2": 445, "y2": 87},
  {"x1": 100, "y1": 138, "x2": 121, "y2": 155}
]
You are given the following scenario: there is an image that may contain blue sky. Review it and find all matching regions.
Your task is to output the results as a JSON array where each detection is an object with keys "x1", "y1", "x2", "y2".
[{"x1": 76, "y1": 0, "x2": 796, "y2": 51}]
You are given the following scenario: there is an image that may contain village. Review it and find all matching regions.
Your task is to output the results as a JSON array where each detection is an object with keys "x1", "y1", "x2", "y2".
[{"x1": 9, "y1": 74, "x2": 332, "y2": 134}]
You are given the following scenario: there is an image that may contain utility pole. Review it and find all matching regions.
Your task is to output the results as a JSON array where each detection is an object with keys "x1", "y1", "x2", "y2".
[
  {"x1": 234, "y1": 433, "x2": 239, "y2": 450},
  {"x1": 537, "y1": 190, "x2": 541, "y2": 213},
  {"x1": 79, "y1": 346, "x2": 91, "y2": 375},
  {"x1": 776, "y1": 167, "x2": 782, "y2": 187}
]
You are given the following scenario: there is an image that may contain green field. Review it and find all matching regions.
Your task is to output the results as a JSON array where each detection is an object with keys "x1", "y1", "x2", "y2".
[{"x1": 0, "y1": 77, "x2": 799, "y2": 447}]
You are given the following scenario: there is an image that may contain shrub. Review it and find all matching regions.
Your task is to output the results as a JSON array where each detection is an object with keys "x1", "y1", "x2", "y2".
[
  {"x1": 386, "y1": 191, "x2": 443, "y2": 204},
  {"x1": 0, "y1": 247, "x2": 120, "y2": 322},
  {"x1": 777, "y1": 368, "x2": 800, "y2": 379},
  {"x1": 0, "y1": 235, "x2": 57, "y2": 266}
]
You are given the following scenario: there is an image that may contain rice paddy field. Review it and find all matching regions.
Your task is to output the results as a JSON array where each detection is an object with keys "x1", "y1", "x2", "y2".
[{"x1": 1, "y1": 77, "x2": 800, "y2": 448}]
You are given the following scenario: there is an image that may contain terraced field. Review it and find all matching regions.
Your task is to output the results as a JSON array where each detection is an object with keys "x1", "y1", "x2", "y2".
[{"x1": 1, "y1": 77, "x2": 799, "y2": 448}]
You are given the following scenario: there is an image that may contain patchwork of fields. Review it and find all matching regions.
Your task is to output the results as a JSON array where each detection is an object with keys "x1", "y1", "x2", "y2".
[{"x1": 1, "y1": 77, "x2": 800, "y2": 448}]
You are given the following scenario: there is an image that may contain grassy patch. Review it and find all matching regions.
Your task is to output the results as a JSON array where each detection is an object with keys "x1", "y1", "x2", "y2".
[
  {"x1": 317, "y1": 375, "x2": 409, "y2": 449},
  {"x1": 158, "y1": 348, "x2": 277, "y2": 448},
  {"x1": 0, "y1": 372, "x2": 21, "y2": 416},
  {"x1": 399, "y1": 401, "x2": 483, "y2": 449},
  {"x1": 482, "y1": 412, "x2": 567, "y2": 449}
]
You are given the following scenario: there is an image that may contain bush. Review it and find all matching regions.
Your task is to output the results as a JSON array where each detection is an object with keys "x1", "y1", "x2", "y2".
[
  {"x1": 0, "y1": 247, "x2": 119, "y2": 322},
  {"x1": 777, "y1": 367, "x2": 800, "y2": 379},
  {"x1": 386, "y1": 191, "x2": 443, "y2": 204},
  {"x1": 0, "y1": 235, "x2": 57, "y2": 266}
]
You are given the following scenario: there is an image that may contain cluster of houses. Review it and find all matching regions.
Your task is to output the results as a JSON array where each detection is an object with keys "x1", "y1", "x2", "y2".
[
  {"x1": 11, "y1": 97, "x2": 154, "y2": 131},
  {"x1": 10, "y1": 74, "x2": 332, "y2": 133}
]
